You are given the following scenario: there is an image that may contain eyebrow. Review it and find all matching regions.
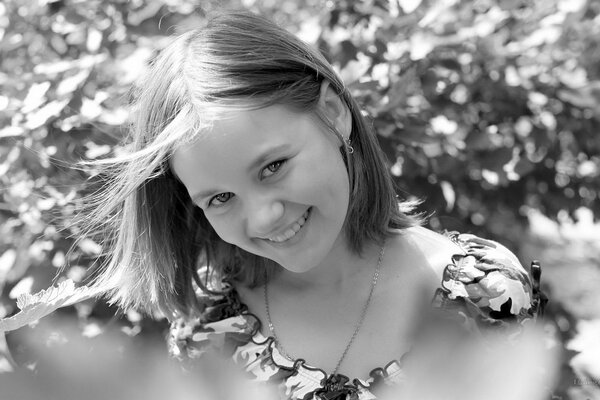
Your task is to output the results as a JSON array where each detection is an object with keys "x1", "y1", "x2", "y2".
[{"x1": 190, "y1": 143, "x2": 291, "y2": 204}]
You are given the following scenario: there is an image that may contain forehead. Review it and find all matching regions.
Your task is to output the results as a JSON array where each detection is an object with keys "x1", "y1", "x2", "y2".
[
  {"x1": 172, "y1": 105, "x2": 305, "y2": 164},
  {"x1": 170, "y1": 105, "x2": 321, "y2": 193}
]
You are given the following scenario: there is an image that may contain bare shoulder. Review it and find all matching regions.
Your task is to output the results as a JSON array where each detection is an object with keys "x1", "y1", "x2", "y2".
[
  {"x1": 407, "y1": 226, "x2": 463, "y2": 256},
  {"x1": 385, "y1": 226, "x2": 465, "y2": 291}
]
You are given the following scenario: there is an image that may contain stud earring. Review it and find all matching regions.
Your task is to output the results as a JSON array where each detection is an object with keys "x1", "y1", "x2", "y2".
[{"x1": 344, "y1": 137, "x2": 354, "y2": 154}]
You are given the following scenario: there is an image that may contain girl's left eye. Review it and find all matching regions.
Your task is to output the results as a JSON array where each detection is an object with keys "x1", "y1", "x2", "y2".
[{"x1": 261, "y1": 159, "x2": 286, "y2": 179}]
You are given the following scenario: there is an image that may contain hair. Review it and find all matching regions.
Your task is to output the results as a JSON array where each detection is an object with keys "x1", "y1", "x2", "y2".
[{"x1": 76, "y1": 11, "x2": 423, "y2": 319}]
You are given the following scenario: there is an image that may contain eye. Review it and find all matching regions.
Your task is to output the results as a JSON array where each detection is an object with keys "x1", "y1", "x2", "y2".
[
  {"x1": 208, "y1": 192, "x2": 234, "y2": 207},
  {"x1": 261, "y1": 159, "x2": 287, "y2": 179}
]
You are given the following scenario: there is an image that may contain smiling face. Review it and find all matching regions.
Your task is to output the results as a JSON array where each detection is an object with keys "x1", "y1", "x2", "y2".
[{"x1": 171, "y1": 104, "x2": 351, "y2": 274}]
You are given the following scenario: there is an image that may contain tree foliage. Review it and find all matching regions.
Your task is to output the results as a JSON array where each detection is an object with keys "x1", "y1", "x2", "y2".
[{"x1": 0, "y1": 0, "x2": 598, "y2": 397}]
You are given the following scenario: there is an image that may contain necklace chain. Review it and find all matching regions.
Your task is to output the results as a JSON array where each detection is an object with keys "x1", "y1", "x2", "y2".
[{"x1": 263, "y1": 244, "x2": 386, "y2": 376}]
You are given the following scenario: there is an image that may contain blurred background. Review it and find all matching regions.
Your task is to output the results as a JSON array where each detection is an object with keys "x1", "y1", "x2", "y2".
[{"x1": 0, "y1": 0, "x2": 598, "y2": 399}]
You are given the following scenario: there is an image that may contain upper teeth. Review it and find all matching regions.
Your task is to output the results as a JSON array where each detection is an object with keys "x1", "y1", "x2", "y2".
[{"x1": 267, "y1": 209, "x2": 310, "y2": 243}]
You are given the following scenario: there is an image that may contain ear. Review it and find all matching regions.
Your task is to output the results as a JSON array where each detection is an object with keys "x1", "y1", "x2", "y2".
[{"x1": 318, "y1": 80, "x2": 352, "y2": 141}]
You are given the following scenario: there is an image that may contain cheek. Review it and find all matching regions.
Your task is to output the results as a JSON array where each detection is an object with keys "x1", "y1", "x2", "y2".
[
  {"x1": 300, "y1": 146, "x2": 349, "y2": 193},
  {"x1": 327, "y1": 160, "x2": 351, "y2": 220},
  {"x1": 205, "y1": 215, "x2": 243, "y2": 245},
  {"x1": 321, "y1": 156, "x2": 350, "y2": 203},
  {"x1": 312, "y1": 167, "x2": 348, "y2": 213}
]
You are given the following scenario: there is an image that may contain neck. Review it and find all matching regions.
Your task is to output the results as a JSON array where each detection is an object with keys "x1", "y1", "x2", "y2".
[{"x1": 272, "y1": 238, "x2": 383, "y2": 292}]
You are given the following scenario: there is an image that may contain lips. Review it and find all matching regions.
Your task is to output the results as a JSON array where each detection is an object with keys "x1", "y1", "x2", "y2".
[{"x1": 266, "y1": 208, "x2": 311, "y2": 243}]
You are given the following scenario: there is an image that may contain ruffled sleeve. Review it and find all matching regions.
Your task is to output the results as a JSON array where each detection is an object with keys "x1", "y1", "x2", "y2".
[
  {"x1": 168, "y1": 288, "x2": 259, "y2": 366},
  {"x1": 431, "y1": 232, "x2": 546, "y2": 336}
]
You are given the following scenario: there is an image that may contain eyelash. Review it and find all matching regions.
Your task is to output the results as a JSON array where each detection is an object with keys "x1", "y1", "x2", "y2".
[
  {"x1": 260, "y1": 159, "x2": 287, "y2": 179},
  {"x1": 208, "y1": 192, "x2": 233, "y2": 207},
  {"x1": 207, "y1": 159, "x2": 287, "y2": 208}
]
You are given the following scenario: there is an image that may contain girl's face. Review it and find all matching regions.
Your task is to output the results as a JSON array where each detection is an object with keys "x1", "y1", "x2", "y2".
[{"x1": 171, "y1": 104, "x2": 350, "y2": 274}]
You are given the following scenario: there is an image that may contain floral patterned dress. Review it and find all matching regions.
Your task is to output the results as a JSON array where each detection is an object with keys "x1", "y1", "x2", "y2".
[{"x1": 168, "y1": 232, "x2": 546, "y2": 400}]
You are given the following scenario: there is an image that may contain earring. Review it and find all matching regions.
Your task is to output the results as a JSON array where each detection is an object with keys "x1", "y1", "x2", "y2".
[{"x1": 344, "y1": 137, "x2": 354, "y2": 154}]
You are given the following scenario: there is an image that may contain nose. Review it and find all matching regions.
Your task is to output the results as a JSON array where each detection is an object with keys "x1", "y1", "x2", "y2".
[{"x1": 246, "y1": 196, "x2": 285, "y2": 237}]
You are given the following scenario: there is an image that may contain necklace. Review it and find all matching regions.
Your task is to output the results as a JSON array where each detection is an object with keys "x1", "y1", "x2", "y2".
[{"x1": 263, "y1": 244, "x2": 386, "y2": 399}]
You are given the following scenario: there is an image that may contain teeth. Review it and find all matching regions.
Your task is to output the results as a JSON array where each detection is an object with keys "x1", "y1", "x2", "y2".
[{"x1": 267, "y1": 209, "x2": 310, "y2": 243}]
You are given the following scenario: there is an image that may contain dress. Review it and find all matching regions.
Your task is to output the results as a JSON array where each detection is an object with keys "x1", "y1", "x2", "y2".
[{"x1": 168, "y1": 231, "x2": 545, "y2": 400}]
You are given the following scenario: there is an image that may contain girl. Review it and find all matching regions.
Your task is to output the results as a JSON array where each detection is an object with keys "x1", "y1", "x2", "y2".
[{"x1": 82, "y1": 10, "x2": 545, "y2": 400}]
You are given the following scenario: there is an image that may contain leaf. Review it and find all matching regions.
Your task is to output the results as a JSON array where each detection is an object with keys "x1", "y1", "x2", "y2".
[
  {"x1": 8, "y1": 277, "x2": 34, "y2": 300},
  {"x1": 0, "y1": 333, "x2": 16, "y2": 372},
  {"x1": 440, "y1": 180, "x2": 455, "y2": 211},
  {"x1": 77, "y1": 238, "x2": 102, "y2": 255},
  {"x1": 0, "y1": 250, "x2": 16, "y2": 283},
  {"x1": 399, "y1": 0, "x2": 422, "y2": 14},
  {"x1": 33, "y1": 54, "x2": 107, "y2": 75},
  {"x1": 84, "y1": 142, "x2": 111, "y2": 159},
  {"x1": 0, "y1": 126, "x2": 24, "y2": 138},
  {"x1": 21, "y1": 81, "x2": 51, "y2": 113},
  {"x1": 418, "y1": 0, "x2": 458, "y2": 28},
  {"x1": 117, "y1": 47, "x2": 153, "y2": 85},
  {"x1": 568, "y1": 319, "x2": 600, "y2": 380},
  {"x1": 24, "y1": 99, "x2": 69, "y2": 130},
  {"x1": 97, "y1": 106, "x2": 128, "y2": 126},
  {"x1": 479, "y1": 147, "x2": 514, "y2": 171},
  {"x1": 80, "y1": 97, "x2": 103, "y2": 119},
  {"x1": 0, "y1": 280, "x2": 103, "y2": 333},
  {"x1": 430, "y1": 115, "x2": 458, "y2": 135},
  {"x1": 335, "y1": 40, "x2": 359, "y2": 68},
  {"x1": 513, "y1": 157, "x2": 535, "y2": 177},
  {"x1": 296, "y1": 15, "x2": 321, "y2": 44},
  {"x1": 409, "y1": 31, "x2": 437, "y2": 60},
  {"x1": 339, "y1": 53, "x2": 371, "y2": 84},
  {"x1": 395, "y1": 121, "x2": 438, "y2": 145},
  {"x1": 56, "y1": 68, "x2": 91, "y2": 97},
  {"x1": 557, "y1": 88, "x2": 597, "y2": 109},
  {"x1": 86, "y1": 28, "x2": 103, "y2": 53}
]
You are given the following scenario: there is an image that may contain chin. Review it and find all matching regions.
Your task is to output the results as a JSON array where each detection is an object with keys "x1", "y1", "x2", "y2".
[
  {"x1": 277, "y1": 258, "x2": 320, "y2": 274},
  {"x1": 281, "y1": 265, "x2": 315, "y2": 274}
]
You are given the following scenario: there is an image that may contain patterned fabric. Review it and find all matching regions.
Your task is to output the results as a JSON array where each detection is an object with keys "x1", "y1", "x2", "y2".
[{"x1": 168, "y1": 232, "x2": 545, "y2": 399}]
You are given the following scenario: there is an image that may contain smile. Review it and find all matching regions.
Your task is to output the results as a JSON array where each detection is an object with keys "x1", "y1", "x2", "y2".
[{"x1": 266, "y1": 208, "x2": 311, "y2": 243}]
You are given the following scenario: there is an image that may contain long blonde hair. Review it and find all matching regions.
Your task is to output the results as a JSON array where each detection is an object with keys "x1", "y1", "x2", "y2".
[{"x1": 77, "y1": 11, "x2": 422, "y2": 319}]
